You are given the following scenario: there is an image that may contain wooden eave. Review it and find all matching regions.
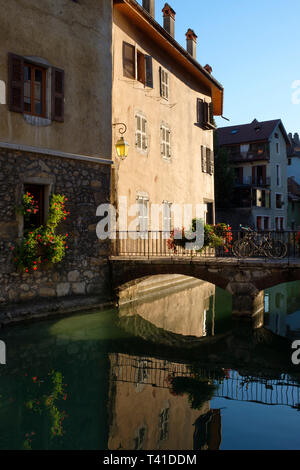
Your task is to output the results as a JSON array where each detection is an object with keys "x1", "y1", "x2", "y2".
[{"x1": 114, "y1": 0, "x2": 224, "y2": 116}]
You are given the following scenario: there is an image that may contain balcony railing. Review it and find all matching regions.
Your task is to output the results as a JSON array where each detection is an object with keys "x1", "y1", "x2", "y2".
[
  {"x1": 235, "y1": 176, "x2": 271, "y2": 187},
  {"x1": 230, "y1": 152, "x2": 270, "y2": 163},
  {"x1": 111, "y1": 230, "x2": 300, "y2": 260}
]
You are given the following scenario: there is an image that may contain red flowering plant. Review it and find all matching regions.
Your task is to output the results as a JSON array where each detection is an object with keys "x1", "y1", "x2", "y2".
[
  {"x1": 167, "y1": 219, "x2": 232, "y2": 254},
  {"x1": 212, "y1": 223, "x2": 233, "y2": 253},
  {"x1": 167, "y1": 228, "x2": 186, "y2": 253},
  {"x1": 12, "y1": 194, "x2": 70, "y2": 272},
  {"x1": 18, "y1": 192, "x2": 39, "y2": 218}
]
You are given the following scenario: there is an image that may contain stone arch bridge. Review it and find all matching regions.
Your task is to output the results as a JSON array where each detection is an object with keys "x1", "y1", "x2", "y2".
[{"x1": 109, "y1": 257, "x2": 300, "y2": 317}]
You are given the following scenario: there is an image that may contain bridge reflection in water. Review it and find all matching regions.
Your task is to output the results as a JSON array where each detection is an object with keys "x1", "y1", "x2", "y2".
[{"x1": 107, "y1": 278, "x2": 300, "y2": 450}]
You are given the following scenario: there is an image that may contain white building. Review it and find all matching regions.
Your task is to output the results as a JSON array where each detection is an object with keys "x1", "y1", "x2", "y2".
[
  {"x1": 217, "y1": 119, "x2": 290, "y2": 231},
  {"x1": 288, "y1": 133, "x2": 300, "y2": 186}
]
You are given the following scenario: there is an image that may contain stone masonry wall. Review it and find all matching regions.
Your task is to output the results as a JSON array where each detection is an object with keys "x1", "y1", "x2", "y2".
[{"x1": 0, "y1": 148, "x2": 111, "y2": 309}]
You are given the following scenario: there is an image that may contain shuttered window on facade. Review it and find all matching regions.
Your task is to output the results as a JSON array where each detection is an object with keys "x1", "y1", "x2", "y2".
[
  {"x1": 136, "y1": 195, "x2": 149, "y2": 232},
  {"x1": 197, "y1": 98, "x2": 215, "y2": 129},
  {"x1": 161, "y1": 124, "x2": 171, "y2": 159},
  {"x1": 201, "y1": 147, "x2": 214, "y2": 174},
  {"x1": 162, "y1": 201, "x2": 172, "y2": 232},
  {"x1": 123, "y1": 42, "x2": 153, "y2": 88},
  {"x1": 8, "y1": 53, "x2": 64, "y2": 121},
  {"x1": 201, "y1": 146, "x2": 206, "y2": 172},
  {"x1": 159, "y1": 67, "x2": 169, "y2": 99},
  {"x1": 123, "y1": 42, "x2": 135, "y2": 79},
  {"x1": 136, "y1": 113, "x2": 148, "y2": 151}
]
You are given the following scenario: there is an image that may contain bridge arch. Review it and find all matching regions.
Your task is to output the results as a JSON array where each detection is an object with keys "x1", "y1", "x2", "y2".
[{"x1": 110, "y1": 258, "x2": 300, "y2": 317}]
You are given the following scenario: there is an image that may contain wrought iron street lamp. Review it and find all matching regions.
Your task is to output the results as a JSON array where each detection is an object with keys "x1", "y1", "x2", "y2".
[{"x1": 113, "y1": 123, "x2": 129, "y2": 160}]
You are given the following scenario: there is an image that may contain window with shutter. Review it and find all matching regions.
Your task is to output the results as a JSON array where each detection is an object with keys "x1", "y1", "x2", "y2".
[
  {"x1": 8, "y1": 53, "x2": 64, "y2": 122},
  {"x1": 206, "y1": 148, "x2": 211, "y2": 173},
  {"x1": 201, "y1": 146, "x2": 206, "y2": 173},
  {"x1": 197, "y1": 98, "x2": 215, "y2": 129},
  {"x1": 210, "y1": 151, "x2": 214, "y2": 175},
  {"x1": 8, "y1": 53, "x2": 24, "y2": 113},
  {"x1": 51, "y1": 67, "x2": 64, "y2": 122},
  {"x1": 161, "y1": 124, "x2": 171, "y2": 159},
  {"x1": 123, "y1": 42, "x2": 136, "y2": 79},
  {"x1": 136, "y1": 113, "x2": 148, "y2": 153},
  {"x1": 23, "y1": 63, "x2": 46, "y2": 117},
  {"x1": 162, "y1": 201, "x2": 172, "y2": 233},
  {"x1": 145, "y1": 56, "x2": 153, "y2": 88},
  {"x1": 137, "y1": 51, "x2": 146, "y2": 85},
  {"x1": 159, "y1": 67, "x2": 169, "y2": 99},
  {"x1": 136, "y1": 195, "x2": 149, "y2": 232},
  {"x1": 197, "y1": 99, "x2": 204, "y2": 125}
]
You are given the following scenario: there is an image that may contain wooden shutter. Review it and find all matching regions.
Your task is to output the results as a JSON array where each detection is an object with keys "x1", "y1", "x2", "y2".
[
  {"x1": 123, "y1": 42, "x2": 135, "y2": 79},
  {"x1": 8, "y1": 53, "x2": 24, "y2": 113},
  {"x1": 210, "y1": 151, "x2": 214, "y2": 174},
  {"x1": 145, "y1": 56, "x2": 153, "y2": 88},
  {"x1": 51, "y1": 67, "x2": 64, "y2": 122},
  {"x1": 209, "y1": 102, "x2": 214, "y2": 124},
  {"x1": 203, "y1": 102, "x2": 209, "y2": 125},
  {"x1": 137, "y1": 51, "x2": 145, "y2": 85},
  {"x1": 197, "y1": 99, "x2": 204, "y2": 125},
  {"x1": 159, "y1": 66, "x2": 163, "y2": 96},
  {"x1": 201, "y1": 146, "x2": 205, "y2": 172},
  {"x1": 206, "y1": 148, "x2": 211, "y2": 173}
]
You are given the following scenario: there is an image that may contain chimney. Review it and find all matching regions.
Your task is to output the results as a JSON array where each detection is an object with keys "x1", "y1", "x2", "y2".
[
  {"x1": 186, "y1": 29, "x2": 197, "y2": 59},
  {"x1": 294, "y1": 133, "x2": 300, "y2": 145},
  {"x1": 204, "y1": 64, "x2": 213, "y2": 74},
  {"x1": 162, "y1": 3, "x2": 176, "y2": 39},
  {"x1": 142, "y1": 0, "x2": 155, "y2": 18}
]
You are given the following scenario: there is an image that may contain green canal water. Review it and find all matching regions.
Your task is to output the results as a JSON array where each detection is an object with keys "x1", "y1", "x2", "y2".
[{"x1": 0, "y1": 280, "x2": 300, "y2": 450}]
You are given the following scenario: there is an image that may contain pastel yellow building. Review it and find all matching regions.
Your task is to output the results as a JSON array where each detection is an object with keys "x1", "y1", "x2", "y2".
[{"x1": 112, "y1": 0, "x2": 224, "y2": 231}]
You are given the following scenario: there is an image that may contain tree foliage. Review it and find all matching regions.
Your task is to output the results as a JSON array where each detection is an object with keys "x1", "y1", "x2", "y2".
[{"x1": 214, "y1": 131, "x2": 235, "y2": 208}]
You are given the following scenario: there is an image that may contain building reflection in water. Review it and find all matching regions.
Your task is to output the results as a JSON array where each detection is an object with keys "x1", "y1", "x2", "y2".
[
  {"x1": 118, "y1": 276, "x2": 216, "y2": 339},
  {"x1": 264, "y1": 281, "x2": 300, "y2": 339},
  {"x1": 108, "y1": 353, "x2": 222, "y2": 451}
]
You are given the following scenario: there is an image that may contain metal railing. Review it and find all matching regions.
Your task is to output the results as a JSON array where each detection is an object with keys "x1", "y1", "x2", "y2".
[
  {"x1": 111, "y1": 230, "x2": 300, "y2": 260},
  {"x1": 110, "y1": 354, "x2": 300, "y2": 408},
  {"x1": 235, "y1": 176, "x2": 271, "y2": 187}
]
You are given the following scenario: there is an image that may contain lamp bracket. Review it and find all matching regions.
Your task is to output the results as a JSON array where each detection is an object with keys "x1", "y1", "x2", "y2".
[{"x1": 113, "y1": 122, "x2": 127, "y2": 135}]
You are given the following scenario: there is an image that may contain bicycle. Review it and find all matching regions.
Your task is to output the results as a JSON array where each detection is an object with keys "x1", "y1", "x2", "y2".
[{"x1": 232, "y1": 225, "x2": 287, "y2": 259}]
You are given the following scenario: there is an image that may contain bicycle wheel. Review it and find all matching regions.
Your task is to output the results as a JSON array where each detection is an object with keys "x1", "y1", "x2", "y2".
[
  {"x1": 231, "y1": 240, "x2": 241, "y2": 257},
  {"x1": 237, "y1": 240, "x2": 254, "y2": 258},
  {"x1": 268, "y1": 240, "x2": 288, "y2": 259}
]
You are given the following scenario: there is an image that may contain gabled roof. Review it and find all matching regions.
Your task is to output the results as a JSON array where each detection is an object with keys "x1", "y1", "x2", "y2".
[
  {"x1": 113, "y1": 0, "x2": 224, "y2": 115},
  {"x1": 217, "y1": 119, "x2": 290, "y2": 146}
]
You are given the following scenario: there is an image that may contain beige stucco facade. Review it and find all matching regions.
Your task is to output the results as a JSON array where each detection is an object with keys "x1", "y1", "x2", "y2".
[
  {"x1": 112, "y1": 3, "x2": 222, "y2": 228},
  {"x1": 108, "y1": 353, "x2": 219, "y2": 451},
  {"x1": 0, "y1": 0, "x2": 112, "y2": 158}
]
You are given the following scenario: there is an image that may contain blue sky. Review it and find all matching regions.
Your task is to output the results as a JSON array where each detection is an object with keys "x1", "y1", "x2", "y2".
[{"x1": 139, "y1": 0, "x2": 300, "y2": 134}]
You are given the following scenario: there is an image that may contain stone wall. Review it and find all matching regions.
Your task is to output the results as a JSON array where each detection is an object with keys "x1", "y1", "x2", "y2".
[{"x1": 0, "y1": 148, "x2": 111, "y2": 314}]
